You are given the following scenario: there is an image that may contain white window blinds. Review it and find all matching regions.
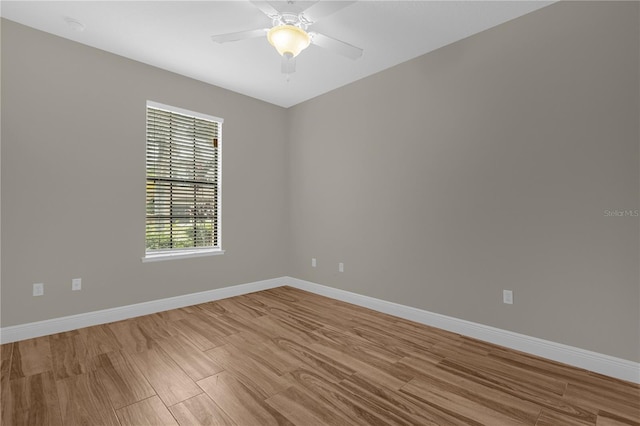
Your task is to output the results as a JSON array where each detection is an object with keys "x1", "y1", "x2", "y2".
[{"x1": 145, "y1": 102, "x2": 222, "y2": 254}]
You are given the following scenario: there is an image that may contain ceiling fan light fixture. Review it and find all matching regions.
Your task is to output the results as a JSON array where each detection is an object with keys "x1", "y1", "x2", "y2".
[{"x1": 267, "y1": 25, "x2": 310, "y2": 57}]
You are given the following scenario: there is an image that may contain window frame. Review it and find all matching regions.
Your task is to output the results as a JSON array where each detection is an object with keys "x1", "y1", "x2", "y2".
[{"x1": 142, "y1": 100, "x2": 224, "y2": 262}]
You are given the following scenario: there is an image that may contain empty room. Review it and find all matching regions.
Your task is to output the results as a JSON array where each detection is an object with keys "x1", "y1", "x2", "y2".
[{"x1": 1, "y1": 1, "x2": 638, "y2": 425}]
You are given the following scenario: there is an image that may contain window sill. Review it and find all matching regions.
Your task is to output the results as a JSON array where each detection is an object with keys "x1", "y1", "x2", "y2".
[{"x1": 142, "y1": 248, "x2": 225, "y2": 263}]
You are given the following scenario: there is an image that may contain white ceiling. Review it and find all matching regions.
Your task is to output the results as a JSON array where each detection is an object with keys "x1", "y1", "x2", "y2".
[{"x1": 1, "y1": 1, "x2": 552, "y2": 108}]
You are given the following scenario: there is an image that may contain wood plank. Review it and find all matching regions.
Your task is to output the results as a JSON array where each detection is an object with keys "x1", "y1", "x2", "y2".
[
  {"x1": 235, "y1": 293, "x2": 272, "y2": 313},
  {"x1": 169, "y1": 393, "x2": 237, "y2": 426},
  {"x1": 261, "y1": 303, "x2": 326, "y2": 335},
  {"x1": 595, "y1": 410, "x2": 640, "y2": 426},
  {"x1": 399, "y1": 361, "x2": 543, "y2": 425},
  {"x1": 437, "y1": 357, "x2": 596, "y2": 423},
  {"x1": 272, "y1": 336, "x2": 355, "y2": 383},
  {"x1": 1, "y1": 343, "x2": 14, "y2": 426},
  {"x1": 196, "y1": 301, "x2": 229, "y2": 316},
  {"x1": 309, "y1": 326, "x2": 402, "y2": 363},
  {"x1": 47, "y1": 329, "x2": 81, "y2": 340},
  {"x1": 223, "y1": 332, "x2": 303, "y2": 375},
  {"x1": 197, "y1": 371, "x2": 294, "y2": 426},
  {"x1": 247, "y1": 291, "x2": 342, "y2": 326},
  {"x1": 490, "y1": 349, "x2": 639, "y2": 395},
  {"x1": 56, "y1": 370, "x2": 120, "y2": 425},
  {"x1": 266, "y1": 384, "x2": 363, "y2": 426},
  {"x1": 440, "y1": 351, "x2": 568, "y2": 396},
  {"x1": 128, "y1": 346, "x2": 203, "y2": 406},
  {"x1": 195, "y1": 311, "x2": 254, "y2": 337},
  {"x1": 429, "y1": 340, "x2": 491, "y2": 360},
  {"x1": 255, "y1": 287, "x2": 304, "y2": 304},
  {"x1": 4, "y1": 371, "x2": 63, "y2": 426},
  {"x1": 248, "y1": 316, "x2": 317, "y2": 346},
  {"x1": 10, "y1": 336, "x2": 53, "y2": 379},
  {"x1": 392, "y1": 316, "x2": 466, "y2": 342},
  {"x1": 136, "y1": 312, "x2": 179, "y2": 339},
  {"x1": 155, "y1": 306, "x2": 193, "y2": 322},
  {"x1": 565, "y1": 383, "x2": 640, "y2": 424},
  {"x1": 116, "y1": 395, "x2": 178, "y2": 426},
  {"x1": 339, "y1": 372, "x2": 464, "y2": 425},
  {"x1": 213, "y1": 297, "x2": 269, "y2": 320},
  {"x1": 78, "y1": 324, "x2": 122, "y2": 358},
  {"x1": 205, "y1": 344, "x2": 291, "y2": 399},
  {"x1": 284, "y1": 368, "x2": 410, "y2": 425},
  {"x1": 535, "y1": 409, "x2": 596, "y2": 426},
  {"x1": 156, "y1": 334, "x2": 224, "y2": 381},
  {"x1": 350, "y1": 324, "x2": 435, "y2": 358},
  {"x1": 107, "y1": 319, "x2": 159, "y2": 353},
  {"x1": 401, "y1": 375, "x2": 533, "y2": 425},
  {"x1": 171, "y1": 314, "x2": 228, "y2": 351},
  {"x1": 49, "y1": 334, "x2": 89, "y2": 379},
  {"x1": 0, "y1": 343, "x2": 13, "y2": 374},
  {"x1": 308, "y1": 341, "x2": 411, "y2": 390},
  {"x1": 93, "y1": 350, "x2": 156, "y2": 409}
]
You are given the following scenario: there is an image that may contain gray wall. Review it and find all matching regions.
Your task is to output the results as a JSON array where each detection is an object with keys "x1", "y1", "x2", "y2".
[
  {"x1": 2, "y1": 2, "x2": 639, "y2": 363},
  {"x1": 1, "y1": 19, "x2": 290, "y2": 326},
  {"x1": 288, "y1": 1, "x2": 640, "y2": 362}
]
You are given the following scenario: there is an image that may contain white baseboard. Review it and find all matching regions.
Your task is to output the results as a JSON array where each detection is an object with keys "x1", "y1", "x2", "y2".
[
  {"x1": 284, "y1": 277, "x2": 640, "y2": 384},
  {"x1": 2, "y1": 275, "x2": 637, "y2": 384},
  {"x1": 0, "y1": 277, "x2": 286, "y2": 344}
]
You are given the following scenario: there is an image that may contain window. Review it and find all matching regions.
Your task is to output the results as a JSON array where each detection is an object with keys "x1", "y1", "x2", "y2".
[{"x1": 144, "y1": 101, "x2": 223, "y2": 261}]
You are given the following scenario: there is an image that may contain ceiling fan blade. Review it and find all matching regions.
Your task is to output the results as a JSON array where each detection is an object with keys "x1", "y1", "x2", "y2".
[
  {"x1": 302, "y1": 1, "x2": 356, "y2": 22},
  {"x1": 281, "y1": 54, "x2": 296, "y2": 74},
  {"x1": 310, "y1": 32, "x2": 363, "y2": 60},
  {"x1": 211, "y1": 28, "x2": 267, "y2": 43},
  {"x1": 250, "y1": 0, "x2": 280, "y2": 17}
]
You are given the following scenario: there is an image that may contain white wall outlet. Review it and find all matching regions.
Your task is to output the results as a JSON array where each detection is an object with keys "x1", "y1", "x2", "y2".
[
  {"x1": 503, "y1": 289, "x2": 513, "y2": 304},
  {"x1": 311, "y1": 258, "x2": 317, "y2": 267},
  {"x1": 72, "y1": 278, "x2": 82, "y2": 291},
  {"x1": 33, "y1": 283, "x2": 44, "y2": 297},
  {"x1": 338, "y1": 262, "x2": 344, "y2": 273}
]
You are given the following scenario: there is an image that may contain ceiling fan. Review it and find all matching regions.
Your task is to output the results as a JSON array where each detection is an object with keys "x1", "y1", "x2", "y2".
[{"x1": 211, "y1": 1, "x2": 363, "y2": 75}]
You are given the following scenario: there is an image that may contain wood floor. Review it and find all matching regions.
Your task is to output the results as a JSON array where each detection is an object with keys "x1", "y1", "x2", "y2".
[{"x1": 1, "y1": 286, "x2": 638, "y2": 426}]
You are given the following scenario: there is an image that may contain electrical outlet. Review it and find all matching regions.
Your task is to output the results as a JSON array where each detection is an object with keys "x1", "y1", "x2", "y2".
[
  {"x1": 503, "y1": 289, "x2": 513, "y2": 304},
  {"x1": 72, "y1": 278, "x2": 82, "y2": 291},
  {"x1": 311, "y1": 258, "x2": 316, "y2": 268},
  {"x1": 338, "y1": 262, "x2": 344, "y2": 273},
  {"x1": 33, "y1": 283, "x2": 44, "y2": 297}
]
